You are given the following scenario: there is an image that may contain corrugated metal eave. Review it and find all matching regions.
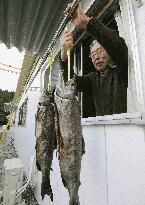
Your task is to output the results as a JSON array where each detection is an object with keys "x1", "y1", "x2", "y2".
[{"x1": 13, "y1": 52, "x2": 39, "y2": 104}]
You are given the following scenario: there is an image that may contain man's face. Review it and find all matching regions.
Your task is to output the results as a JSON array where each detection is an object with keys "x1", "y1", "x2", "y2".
[{"x1": 90, "y1": 42, "x2": 111, "y2": 71}]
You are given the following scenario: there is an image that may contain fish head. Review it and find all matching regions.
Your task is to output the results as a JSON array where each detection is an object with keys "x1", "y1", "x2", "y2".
[
  {"x1": 55, "y1": 79, "x2": 77, "y2": 99},
  {"x1": 39, "y1": 89, "x2": 54, "y2": 106}
]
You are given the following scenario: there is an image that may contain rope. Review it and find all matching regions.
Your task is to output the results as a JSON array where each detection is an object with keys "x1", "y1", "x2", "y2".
[
  {"x1": 48, "y1": 51, "x2": 55, "y2": 91},
  {"x1": 0, "y1": 112, "x2": 14, "y2": 144},
  {"x1": 66, "y1": 21, "x2": 71, "y2": 81},
  {"x1": 67, "y1": 48, "x2": 71, "y2": 81}
]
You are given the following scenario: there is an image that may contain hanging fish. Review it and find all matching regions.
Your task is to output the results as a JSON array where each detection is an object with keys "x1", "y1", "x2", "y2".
[
  {"x1": 35, "y1": 89, "x2": 56, "y2": 201},
  {"x1": 55, "y1": 79, "x2": 83, "y2": 205}
]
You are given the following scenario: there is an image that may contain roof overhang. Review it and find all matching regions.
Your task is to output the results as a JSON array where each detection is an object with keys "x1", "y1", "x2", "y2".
[{"x1": 8, "y1": 0, "x2": 119, "y2": 104}]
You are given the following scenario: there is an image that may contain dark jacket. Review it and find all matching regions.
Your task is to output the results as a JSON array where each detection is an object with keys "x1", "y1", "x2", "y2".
[{"x1": 60, "y1": 18, "x2": 128, "y2": 116}]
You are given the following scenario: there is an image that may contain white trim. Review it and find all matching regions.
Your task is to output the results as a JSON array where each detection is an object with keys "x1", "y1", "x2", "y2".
[
  {"x1": 116, "y1": 0, "x2": 145, "y2": 113},
  {"x1": 81, "y1": 43, "x2": 83, "y2": 117},
  {"x1": 127, "y1": 0, "x2": 145, "y2": 112},
  {"x1": 40, "y1": 61, "x2": 48, "y2": 91},
  {"x1": 81, "y1": 112, "x2": 145, "y2": 125}
]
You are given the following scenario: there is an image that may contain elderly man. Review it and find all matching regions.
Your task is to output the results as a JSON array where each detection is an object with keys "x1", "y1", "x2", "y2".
[{"x1": 60, "y1": 4, "x2": 128, "y2": 116}]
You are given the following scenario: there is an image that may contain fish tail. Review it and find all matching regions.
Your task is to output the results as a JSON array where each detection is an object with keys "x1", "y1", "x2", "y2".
[
  {"x1": 69, "y1": 186, "x2": 80, "y2": 205},
  {"x1": 36, "y1": 160, "x2": 41, "y2": 171},
  {"x1": 69, "y1": 196, "x2": 80, "y2": 205},
  {"x1": 56, "y1": 121, "x2": 63, "y2": 158},
  {"x1": 41, "y1": 175, "x2": 53, "y2": 202}
]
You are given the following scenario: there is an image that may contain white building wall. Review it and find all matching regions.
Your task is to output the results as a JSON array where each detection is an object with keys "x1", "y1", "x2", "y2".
[
  {"x1": 13, "y1": 89, "x2": 41, "y2": 173},
  {"x1": 132, "y1": 0, "x2": 145, "y2": 108},
  {"x1": 12, "y1": 107, "x2": 145, "y2": 205},
  {"x1": 105, "y1": 124, "x2": 145, "y2": 205}
]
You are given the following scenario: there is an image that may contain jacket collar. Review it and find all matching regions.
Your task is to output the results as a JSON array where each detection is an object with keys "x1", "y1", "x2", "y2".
[{"x1": 95, "y1": 64, "x2": 117, "y2": 77}]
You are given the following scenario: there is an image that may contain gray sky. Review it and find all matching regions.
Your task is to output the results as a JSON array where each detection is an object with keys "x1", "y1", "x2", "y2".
[{"x1": 0, "y1": 43, "x2": 25, "y2": 91}]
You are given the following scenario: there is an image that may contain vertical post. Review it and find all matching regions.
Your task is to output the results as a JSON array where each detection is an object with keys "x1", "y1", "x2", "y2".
[
  {"x1": 73, "y1": 49, "x2": 77, "y2": 75},
  {"x1": 0, "y1": 190, "x2": 2, "y2": 203},
  {"x1": 3, "y1": 158, "x2": 24, "y2": 205},
  {"x1": 67, "y1": 48, "x2": 71, "y2": 81},
  {"x1": 40, "y1": 70, "x2": 43, "y2": 91},
  {"x1": 127, "y1": 0, "x2": 145, "y2": 112},
  {"x1": 80, "y1": 43, "x2": 83, "y2": 117}
]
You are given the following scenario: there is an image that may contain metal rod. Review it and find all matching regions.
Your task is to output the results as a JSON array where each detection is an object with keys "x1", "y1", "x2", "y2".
[
  {"x1": 73, "y1": 49, "x2": 77, "y2": 74},
  {"x1": 80, "y1": 43, "x2": 83, "y2": 117},
  {"x1": 25, "y1": 0, "x2": 80, "y2": 92},
  {"x1": 67, "y1": 48, "x2": 71, "y2": 81}
]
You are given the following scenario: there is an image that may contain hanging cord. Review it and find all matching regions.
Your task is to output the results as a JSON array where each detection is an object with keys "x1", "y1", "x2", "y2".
[
  {"x1": 66, "y1": 21, "x2": 71, "y2": 81},
  {"x1": 47, "y1": 50, "x2": 55, "y2": 91},
  {"x1": 67, "y1": 48, "x2": 71, "y2": 81},
  {"x1": 0, "y1": 112, "x2": 14, "y2": 144}
]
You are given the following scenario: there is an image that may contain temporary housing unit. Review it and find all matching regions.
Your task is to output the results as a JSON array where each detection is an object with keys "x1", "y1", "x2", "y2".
[{"x1": 3, "y1": 0, "x2": 145, "y2": 204}]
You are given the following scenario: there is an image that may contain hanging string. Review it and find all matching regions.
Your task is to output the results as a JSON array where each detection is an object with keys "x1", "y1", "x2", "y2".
[
  {"x1": 67, "y1": 48, "x2": 71, "y2": 81},
  {"x1": 66, "y1": 21, "x2": 71, "y2": 81},
  {"x1": 47, "y1": 50, "x2": 55, "y2": 91}
]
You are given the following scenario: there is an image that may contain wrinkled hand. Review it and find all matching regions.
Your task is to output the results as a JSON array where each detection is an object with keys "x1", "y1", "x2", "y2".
[
  {"x1": 60, "y1": 3, "x2": 90, "y2": 61},
  {"x1": 64, "y1": 4, "x2": 90, "y2": 29},
  {"x1": 60, "y1": 30, "x2": 73, "y2": 61}
]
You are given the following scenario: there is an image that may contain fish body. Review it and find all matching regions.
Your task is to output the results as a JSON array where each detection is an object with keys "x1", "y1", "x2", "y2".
[
  {"x1": 55, "y1": 79, "x2": 83, "y2": 205},
  {"x1": 35, "y1": 90, "x2": 56, "y2": 201}
]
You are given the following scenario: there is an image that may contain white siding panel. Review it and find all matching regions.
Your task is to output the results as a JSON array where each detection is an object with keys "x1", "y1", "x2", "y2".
[
  {"x1": 80, "y1": 125, "x2": 107, "y2": 205},
  {"x1": 105, "y1": 124, "x2": 145, "y2": 205},
  {"x1": 14, "y1": 90, "x2": 40, "y2": 173}
]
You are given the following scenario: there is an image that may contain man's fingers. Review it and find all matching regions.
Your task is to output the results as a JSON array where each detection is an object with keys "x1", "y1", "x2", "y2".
[
  {"x1": 64, "y1": 30, "x2": 71, "y2": 34},
  {"x1": 63, "y1": 37, "x2": 73, "y2": 45},
  {"x1": 65, "y1": 33, "x2": 72, "y2": 38},
  {"x1": 65, "y1": 37, "x2": 73, "y2": 43},
  {"x1": 64, "y1": 3, "x2": 72, "y2": 16},
  {"x1": 65, "y1": 40, "x2": 73, "y2": 44},
  {"x1": 61, "y1": 33, "x2": 73, "y2": 45},
  {"x1": 61, "y1": 30, "x2": 73, "y2": 39},
  {"x1": 63, "y1": 31, "x2": 73, "y2": 38},
  {"x1": 71, "y1": 4, "x2": 80, "y2": 18}
]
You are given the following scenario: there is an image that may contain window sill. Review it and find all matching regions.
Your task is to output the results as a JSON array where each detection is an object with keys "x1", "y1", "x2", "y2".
[{"x1": 81, "y1": 112, "x2": 145, "y2": 125}]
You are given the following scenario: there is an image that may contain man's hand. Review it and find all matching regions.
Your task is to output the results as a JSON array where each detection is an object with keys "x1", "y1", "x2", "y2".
[
  {"x1": 60, "y1": 30, "x2": 73, "y2": 61},
  {"x1": 60, "y1": 4, "x2": 91, "y2": 62},
  {"x1": 64, "y1": 4, "x2": 90, "y2": 29}
]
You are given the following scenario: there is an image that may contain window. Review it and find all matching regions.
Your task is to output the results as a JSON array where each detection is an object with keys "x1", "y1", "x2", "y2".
[
  {"x1": 18, "y1": 98, "x2": 28, "y2": 126},
  {"x1": 70, "y1": 15, "x2": 123, "y2": 118}
]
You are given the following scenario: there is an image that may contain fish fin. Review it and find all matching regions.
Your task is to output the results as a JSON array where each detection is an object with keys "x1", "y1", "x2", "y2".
[
  {"x1": 61, "y1": 174, "x2": 67, "y2": 188},
  {"x1": 69, "y1": 191, "x2": 80, "y2": 205},
  {"x1": 55, "y1": 113, "x2": 63, "y2": 158},
  {"x1": 54, "y1": 103, "x2": 65, "y2": 158},
  {"x1": 82, "y1": 136, "x2": 85, "y2": 155},
  {"x1": 41, "y1": 177, "x2": 53, "y2": 202},
  {"x1": 36, "y1": 161, "x2": 41, "y2": 171}
]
